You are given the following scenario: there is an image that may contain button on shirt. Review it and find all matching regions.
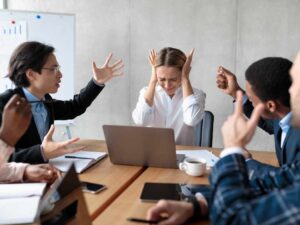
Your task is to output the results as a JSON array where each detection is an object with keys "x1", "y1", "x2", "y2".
[
  {"x1": 132, "y1": 85, "x2": 206, "y2": 145},
  {"x1": 22, "y1": 88, "x2": 49, "y2": 141},
  {"x1": 278, "y1": 112, "x2": 292, "y2": 148}
]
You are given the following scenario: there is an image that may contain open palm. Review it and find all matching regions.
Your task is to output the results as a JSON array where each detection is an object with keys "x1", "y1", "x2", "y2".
[{"x1": 92, "y1": 53, "x2": 124, "y2": 84}]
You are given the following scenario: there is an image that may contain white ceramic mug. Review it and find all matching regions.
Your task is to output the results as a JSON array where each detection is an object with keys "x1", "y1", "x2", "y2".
[{"x1": 179, "y1": 157, "x2": 206, "y2": 176}]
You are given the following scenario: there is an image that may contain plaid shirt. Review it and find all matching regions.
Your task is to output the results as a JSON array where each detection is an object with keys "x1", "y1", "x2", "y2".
[{"x1": 209, "y1": 154, "x2": 300, "y2": 225}]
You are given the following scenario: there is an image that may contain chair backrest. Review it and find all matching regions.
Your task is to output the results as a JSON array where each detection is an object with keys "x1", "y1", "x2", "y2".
[{"x1": 196, "y1": 110, "x2": 214, "y2": 147}]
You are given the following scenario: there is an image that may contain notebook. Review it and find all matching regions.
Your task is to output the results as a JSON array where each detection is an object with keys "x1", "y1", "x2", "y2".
[
  {"x1": 50, "y1": 150, "x2": 107, "y2": 173},
  {"x1": 0, "y1": 183, "x2": 46, "y2": 224},
  {"x1": 103, "y1": 125, "x2": 184, "y2": 168}
]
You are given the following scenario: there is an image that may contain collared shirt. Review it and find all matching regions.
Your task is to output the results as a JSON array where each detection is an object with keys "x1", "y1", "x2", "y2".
[
  {"x1": 22, "y1": 88, "x2": 49, "y2": 141},
  {"x1": 132, "y1": 85, "x2": 206, "y2": 145},
  {"x1": 279, "y1": 112, "x2": 292, "y2": 148}
]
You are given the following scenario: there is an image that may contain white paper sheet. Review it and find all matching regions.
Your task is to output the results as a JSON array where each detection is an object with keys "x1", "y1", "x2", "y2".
[
  {"x1": 0, "y1": 183, "x2": 46, "y2": 199},
  {"x1": 176, "y1": 150, "x2": 219, "y2": 167},
  {"x1": 0, "y1": 196, "x2": 40, "y2": 224}
]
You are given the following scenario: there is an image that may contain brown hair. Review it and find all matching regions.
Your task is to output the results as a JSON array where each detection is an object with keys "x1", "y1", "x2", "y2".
[{"x1": 155, "y1": 47, "x2": 186, "y2": 70}]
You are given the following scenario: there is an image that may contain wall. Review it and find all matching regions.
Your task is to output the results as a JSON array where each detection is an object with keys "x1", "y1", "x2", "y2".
[{"x1": 5, "y1": 0, "x2": 300, "y2": 151}]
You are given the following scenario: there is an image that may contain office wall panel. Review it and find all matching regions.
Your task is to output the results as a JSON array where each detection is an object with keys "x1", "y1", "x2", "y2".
[
  {"x1": 129, "y1": 0, "x2": 237, "y2": 148},
  {"x1": 7, "y1": 0, "x2": 299, "y2": 150},
  {"x1": 235, "y1": 0, "x2": 300, "y2": 150}
]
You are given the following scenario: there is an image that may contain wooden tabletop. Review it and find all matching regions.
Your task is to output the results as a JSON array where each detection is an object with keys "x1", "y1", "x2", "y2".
[
  {"x1": 93, "y1": 145, "x2": 278, "y2": 225},
  {"x1": 76, "y1": 140, "x2": 145, "y2": 220}
]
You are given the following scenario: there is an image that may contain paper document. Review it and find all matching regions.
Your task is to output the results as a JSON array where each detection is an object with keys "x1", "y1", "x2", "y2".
[
  {"x1": 176, "y1": 150, "x2": 219, "y2": 167},
  {"x1": 0, "y1": 196, "x2": 41, "y2": 224},
  {"x1": 50, "y1": 150, "x2": 107, "y2": 173},
  {"x1": 0, "y1": 183, "x2": 46, "y2": 224},
  {"x1": 0, "y1": 183, "x2": 46, "y2": 199}
]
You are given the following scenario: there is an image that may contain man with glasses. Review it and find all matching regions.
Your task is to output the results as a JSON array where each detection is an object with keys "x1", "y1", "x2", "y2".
[{"x1": 0, "y1": 41, "x2": 124, "y2": 164}]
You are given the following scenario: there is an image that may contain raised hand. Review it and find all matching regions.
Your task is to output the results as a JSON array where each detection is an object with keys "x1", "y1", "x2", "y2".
[
  {"x1": 24, "y1": 164, "x2": 60, "y2": 184},
  {"x1": 92, "y1": 53, "x2": 124, "y2": 84},
  {"x1": 148, "y1": 49, "x2": 157, "y2": 84},
  {"x1": 0, "y1": 94, "x2": 32, "y2": 146},
  {"x1": 216, "y1": 66, "x2": 243, "y2": 99},
  {"x1": 41, "y1": 125, "x2": 86, "y2": 160},
  {"x1": 144, "y1": 49, "x2": 158, "y2": 106},
  {"x1": 181, "y1": 49, "x2": 194, "y2": 82},
  {"x1": 221, "y1": 91, "x2": 264, "y2": 148}
]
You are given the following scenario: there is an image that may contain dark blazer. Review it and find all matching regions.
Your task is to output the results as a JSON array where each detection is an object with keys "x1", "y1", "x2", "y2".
[
  {"x1": 0, "y1": 79, "x2": 104, "y2": 163},
  {"x1": 243, "y1": 99, "x2": 300, "y2": 178}
]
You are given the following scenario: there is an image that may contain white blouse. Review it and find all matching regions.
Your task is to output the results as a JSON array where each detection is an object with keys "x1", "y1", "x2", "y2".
[{"x1": 132, "y1": 85, "x2": 206, "y2": 145}]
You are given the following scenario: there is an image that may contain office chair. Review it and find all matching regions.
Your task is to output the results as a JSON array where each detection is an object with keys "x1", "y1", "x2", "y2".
[{"x1": 196, "y1": 110, "x2": 214, "y2": 147}]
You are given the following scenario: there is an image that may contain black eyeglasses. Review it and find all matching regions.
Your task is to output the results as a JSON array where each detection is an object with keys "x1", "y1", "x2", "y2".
[{"x1": 42, "y1": 65, "x2": 61, "y2": 74}]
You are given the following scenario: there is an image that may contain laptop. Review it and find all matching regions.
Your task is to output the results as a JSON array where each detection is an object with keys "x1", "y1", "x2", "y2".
[{"x1": 102, "y1": 125, "x2": 185, "y2": 169}]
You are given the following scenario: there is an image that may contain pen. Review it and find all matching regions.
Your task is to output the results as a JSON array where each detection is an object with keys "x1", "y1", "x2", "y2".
[
  {"x1": 65, "y1": 156, "x2": 94, "y2": 160},
  {"x1": 127, "y1": 217, "x2": 160, "y2": 224}
]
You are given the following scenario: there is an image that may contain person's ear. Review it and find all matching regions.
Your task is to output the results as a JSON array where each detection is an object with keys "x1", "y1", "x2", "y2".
[
  {"x1": 25, "y1": 69, "x2": 37, "y2": 82},
  {"x1": 266, "y1": 100, "x2": 277, "y2": 112}
]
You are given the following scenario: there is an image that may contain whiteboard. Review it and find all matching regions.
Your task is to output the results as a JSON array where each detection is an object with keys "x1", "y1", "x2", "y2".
[{"x1": 0, "y1": 9, "x2": 74, "y2": 101}]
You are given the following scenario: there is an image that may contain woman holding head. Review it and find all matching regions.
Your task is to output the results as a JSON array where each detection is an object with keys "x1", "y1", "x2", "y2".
[{"x1": 132, "y1": 47, "x2": 206, "y2": 145}]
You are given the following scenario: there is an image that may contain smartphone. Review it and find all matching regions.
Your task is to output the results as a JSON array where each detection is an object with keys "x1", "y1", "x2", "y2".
[{"x1": 81, "y1": 181, "x2": 106, "y2": 194}]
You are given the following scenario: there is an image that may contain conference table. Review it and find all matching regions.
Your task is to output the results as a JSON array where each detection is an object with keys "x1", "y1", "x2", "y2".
[{"x1": 44, "y1": 139, "x2": 278, "y2": 225}]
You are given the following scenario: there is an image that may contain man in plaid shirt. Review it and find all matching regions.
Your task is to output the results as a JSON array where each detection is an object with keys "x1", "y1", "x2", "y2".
[{"x1": 147, "y1": 52, "x2": 300, "y2": 225}]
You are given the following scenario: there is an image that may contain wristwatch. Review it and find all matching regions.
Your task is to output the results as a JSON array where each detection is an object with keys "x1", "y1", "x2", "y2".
[{"x1": 183, "y1": 195, "x2": 202, "y2": 220}]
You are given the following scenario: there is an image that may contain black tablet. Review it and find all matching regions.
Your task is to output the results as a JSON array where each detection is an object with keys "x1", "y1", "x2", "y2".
[
  {"x1": 140, "y1": 182, "x2": 183, "y2": 202},
  {"x1": 140, "y1": 182, "x2": 211, "y2": 202}
]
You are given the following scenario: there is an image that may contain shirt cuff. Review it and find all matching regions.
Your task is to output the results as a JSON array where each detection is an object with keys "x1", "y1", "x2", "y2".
[
  {"x1": 40, "y1": 145, "x2": 49, "y2": 162},
  {"x1": 20, "y1": 164, "x2": 30, "y2": 182},
  {"x1": 92, "y1": 78, "x2": 106, "y2": 87},
  {"x1": 0, "y1": 139, "x2": 14, "y2": 165},
  {"x1": 195, "y1": 192, "x2": 208, "y2": 207},
  {"x1": 242, "y1": 94, "x2": 248, "y2": 105},
  {"x1": 233, "y1": 94, "x2": 248, "y2": 104},
  {"x1": 220, "y1": 147, "x2": 245, "y2": 158}
]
